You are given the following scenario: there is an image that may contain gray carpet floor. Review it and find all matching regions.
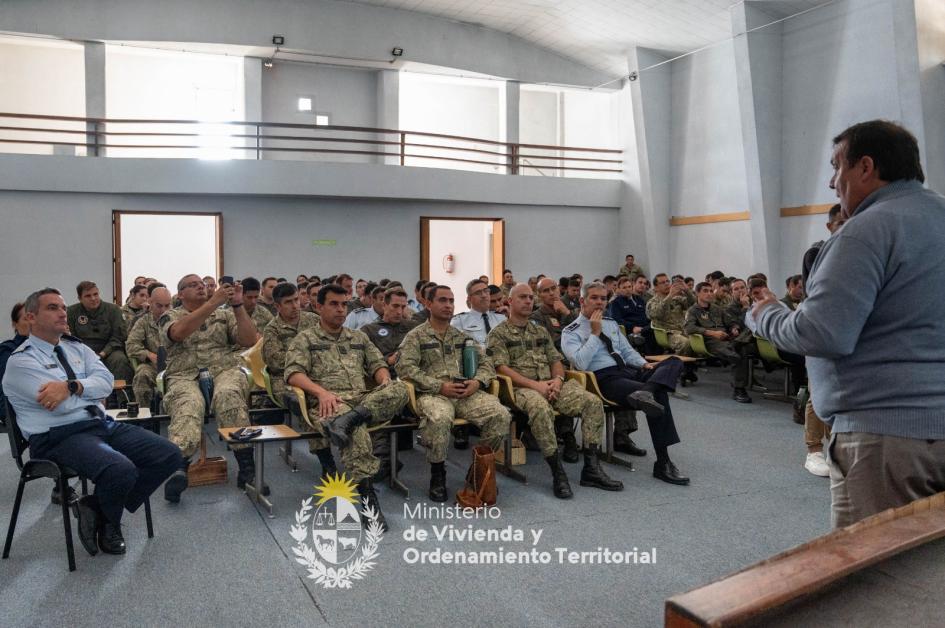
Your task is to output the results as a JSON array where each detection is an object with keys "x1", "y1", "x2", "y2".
[{"x1": 0, "y1": 368, "x2": 838, "y2": 627}]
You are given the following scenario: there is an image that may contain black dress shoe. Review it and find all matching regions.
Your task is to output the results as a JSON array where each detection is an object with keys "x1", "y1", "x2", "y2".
[
  {"x1": 653, "y1": 460, "x2": 690, "y2": 486},
  {"x1": 75, "y1": 496, "x2": 101, "y2": 557},
  {"x1": 452, "y1": 425, "x2": 469, "y2": 450},
  {"x1": 732, "y1": 388, "x2": 752, "y2": 404},
  {"x1": 628, "y1": 390, "x2": 665, "y2": 418},
  {"x1": 98, "y1": 522, "x2": 126, "y2": 555},
  {"x1": 614, "y1": 438, "x2": 647, "y2": 457}
]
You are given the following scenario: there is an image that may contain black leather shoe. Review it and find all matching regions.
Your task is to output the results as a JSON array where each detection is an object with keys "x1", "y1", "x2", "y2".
[
  {"x1": 164, "y1": 456, "x2": 190, "y2": 504},
  {"x1": 75, "y1": 496, "x2": 101, "y2": 557},
  {"x1": 653, "y1": 460, "x2": 690, "y2": 486},
  {"x1": 98, "y1": 522, "x2": 126, "y2": 555},
  {"x1": 614, "y1": 438, "x2": 647, "y2": 457},
  {"x1": 429, "y1": 462, "x2": 448, "y2": 502},
  {"x1": 545, "y1": 452, "x2": 573, "y2": 499},
  {"x1": 51, "y1": 483, "x2": 78, "y2": 506},
  {"x1": 732, "y1": 388, "x2": 752, "y2": 404},
  {"x1": 579, "y1": 446, "x2": 624, "y2": 491},
  {"x1": 325, "y1": 406, "x2": 373, "y2": 448},
  {"x1": 628, "y1": 390, "x2": 664, "y2": 418},
  {"x1": 452, "y1": 425, "x2": 469, "y2": 450}
]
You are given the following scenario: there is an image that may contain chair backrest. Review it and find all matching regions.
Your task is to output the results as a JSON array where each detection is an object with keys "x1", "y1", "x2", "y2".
[
  {"x1": 652, "y1": 327, "x2": 671, "y2": 350},
  {"x1": 240, "y1": 338, "x2": 267, "y2": 389},
  {"x1": 754, "y1": 335, "x2": 785, "y2": 365},
  {"x1": 4, "y1": 402, "x2": 28, "y2": 471},
  {"x1": 689, "y1": 334, "x2": 712, "y2": 358}
]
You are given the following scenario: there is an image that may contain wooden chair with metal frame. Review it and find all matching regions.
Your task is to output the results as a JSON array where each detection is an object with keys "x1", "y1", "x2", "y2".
[
  {"x1": 496, "y1": 372, "x2": 586, "y2": 455},
  {"x1": 688, "y1": 333, "x2": 714, "y2": 359},
  {"x1": 753, "y1": 335, "x2": 796, "y2": 403},
  {"x1": 564, "y1": 370, "x2": 635, "y2": 470},
  {"x1": 2, "y1": 402, "x2": 152, "y2": 572}
]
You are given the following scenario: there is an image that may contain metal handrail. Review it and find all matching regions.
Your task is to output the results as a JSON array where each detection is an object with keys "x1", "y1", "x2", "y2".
[{"x1": 0, "y1": 112, "x2": 623, "y2": 175}]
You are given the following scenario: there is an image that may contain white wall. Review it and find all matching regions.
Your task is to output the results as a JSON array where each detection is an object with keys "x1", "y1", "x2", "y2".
[
  {"x1": 260, "y1": 62, "x2": 378, "y2": 164},
  {"x1": 668, "y1": 40, "x2": 750, "y2": 277},
  {"x1": 0, "y1": 191, "x2": 619, "y2": 319},
  {"x1": 915, "y1": 0, "x2": 945, "y2": 194},
  {"x1": 427, "y1": 220, "x2": 494, "y2": 303},
  {"x1": 0, "y1": 37, "x2": 85, "y2": 155},
  {"x1": 399, "y1": 73, "x2": 505, "y2": 173}
]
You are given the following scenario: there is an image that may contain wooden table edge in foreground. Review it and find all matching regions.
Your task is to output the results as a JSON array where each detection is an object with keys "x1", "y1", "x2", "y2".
[
  {"x1": 219, "y1": 425, "x2": 302, "y2": 518},
  {"x1": 664, "y1": 492, "x2": 945, "y2": 627}
]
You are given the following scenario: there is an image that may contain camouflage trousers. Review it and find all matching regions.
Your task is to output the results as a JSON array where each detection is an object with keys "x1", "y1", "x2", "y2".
[
  {"x1": 417, "y1": 390, "x2": 510, "y2": 463},
  {"x1": 273, "y1": 377, "x2": 328, "y2": 451},
  {"x1": 164, "y1": 368, "x2": 250, "y2": 457},
  {"x1": 513, "y1": 379, "x2": 604, "y2": 456},
  {"x1": 132, "y1": 362, "x2": 157, "y2": 409},
  {"x1": 666, "y1": 331, "x2": 693, "y2": 356},
  {"x1": 305, "y1": 381, "x2": 409, "y2": 482},
  {"x1": 103, "y1": 349, "x2": 135, "y2": 390}
]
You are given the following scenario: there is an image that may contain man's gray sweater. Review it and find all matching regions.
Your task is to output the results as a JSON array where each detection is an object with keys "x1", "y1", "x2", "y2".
[{"x1": 758, "y1": 180, "x2": 945, "y2": 439}]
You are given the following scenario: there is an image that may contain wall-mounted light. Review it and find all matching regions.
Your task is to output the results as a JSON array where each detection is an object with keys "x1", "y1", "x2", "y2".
[
  {"x1": 391, "y1": 47, "x2": 404, "y2": 57},
  {"x1": 273, "y1": 35, "x2": 285, "y2": 45},
  {"x1": 263, "y1": 58, "x2": 274, "y2": 69}
]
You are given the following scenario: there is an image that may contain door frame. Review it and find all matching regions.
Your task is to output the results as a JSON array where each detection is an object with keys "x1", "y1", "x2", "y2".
[
  {"x1": 419, "y1": 216, "x2": 505, "y2": 283},
  {"x1": 112, "y1": 210, "x2": 223, "y2": 303}
]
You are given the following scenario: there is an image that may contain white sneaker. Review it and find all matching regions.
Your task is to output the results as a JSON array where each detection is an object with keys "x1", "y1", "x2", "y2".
[{"x1": 805, "y1": 451, "x2": 830, "y2": 477}]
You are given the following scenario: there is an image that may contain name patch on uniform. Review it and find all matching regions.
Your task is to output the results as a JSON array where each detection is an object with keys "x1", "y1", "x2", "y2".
[
  {"x1": 420, "y1": 343, "x2": 439, "y2": 350},
  {"x1": 44, "y1": 363, "x2": 59, "y2": 369},
  {"x1": 350, "y1": 343, "x2": 365, "y2": 350}
]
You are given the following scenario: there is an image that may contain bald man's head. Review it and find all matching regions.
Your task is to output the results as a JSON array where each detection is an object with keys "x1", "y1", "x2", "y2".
[
  {"x1": 508, "y1": 282, "x2": 535, "y2": 319},
  {"x1": 149, "y1": 286, "x2": 173, "y2": 319}
]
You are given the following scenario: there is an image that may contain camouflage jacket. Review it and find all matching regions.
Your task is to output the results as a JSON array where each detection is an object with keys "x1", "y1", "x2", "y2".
[
  {"x1": 646, "y1": 293, "x2": 693, "y2": 332},
  {"x1": 125, "y1": 313, "x2": 163, "y2": 362},
  {"x1": 261, "y1": 311, "x2": 320, "y2": 378},
  {"x1": 160, "y1": 306, "x2": 242, "y2": 381},
  {"x1": 486, "y1": 319, "x2": 562, "y2": 382},
  {"x1": 284, "y1": 322, "x2": 385, "y2": 398},
  {"x1": 396, "y1": 322, "x2": 495, "y2": 394},
  {"x1": 249, "y1": 305, "x2": 273, "y2": 333}
]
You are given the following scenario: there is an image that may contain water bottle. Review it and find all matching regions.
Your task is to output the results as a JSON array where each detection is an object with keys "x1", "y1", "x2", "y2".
[
  {"x1": 198, "y1": 367, "x2": 214, "y2": 417},
  {"x1": 462, "y1": 339, "x2": 478, "y2": 379}
]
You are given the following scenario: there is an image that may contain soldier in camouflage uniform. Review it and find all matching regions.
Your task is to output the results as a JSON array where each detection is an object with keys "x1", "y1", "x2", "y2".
[
  {"x1": 616, "y1": 254, "x2": 644, "y2": 281},
  {"x1": 121, "y1": 284, "x2": 149, "y2": 327},
  {"x1": 397, "y1": 285, "x2": 510, "y2": 503},
  {"x1": 285, "y1": 283, "x2": 407, "y2": 531},
  {"x1": 488, "y1": 284, "x2": 623, "y2": 498},
  {"x1": 159, "y1": 275, "x2": 259, "y2": 503},
  {"x1": 240, "y1": 277, "x2": 274, "y2": 335},
  {"x1": 529, "y1": 277, "x2": 577, "y2": 353},
  {"x1": 125, "y1": 286, "x2": 172, "y2": 409},
  {"x1": 67, "y1": 281, "x2": 134, "y2": 385},
  {"x1": 261, "y1": 283, "x2": 334, "y2": 477},
  {"x1": 684, "y1": 282, "x2": 755, "y2": 403},
  {"x1": 648, "y1": 274, "x2": 699, "y2": 384}
]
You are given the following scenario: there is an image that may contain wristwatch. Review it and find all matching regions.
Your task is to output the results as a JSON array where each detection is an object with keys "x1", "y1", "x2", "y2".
[{"x1": 67, "y1": 379, "x2": 80, "y2": 395}]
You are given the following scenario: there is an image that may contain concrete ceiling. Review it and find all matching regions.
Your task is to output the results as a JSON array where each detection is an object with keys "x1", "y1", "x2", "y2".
[{"x1": 338, "y1": 0, "x2": 832, "y2": 78}]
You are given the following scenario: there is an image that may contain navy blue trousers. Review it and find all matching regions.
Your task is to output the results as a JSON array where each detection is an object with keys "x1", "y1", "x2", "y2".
[
  {"x1": 29, "y1": 419, "x2": 182, "y2": 525},
  {"x1": 595, "y1": 358, "x2": 683, "y2": 450}
]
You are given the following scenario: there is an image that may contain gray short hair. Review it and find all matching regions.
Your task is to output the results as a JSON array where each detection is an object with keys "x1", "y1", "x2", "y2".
[
  {"x1": 581, "y1": 281, "x2": 607, "y2": 299},
  {"x1": 25, "y1": 288, "x2": 62, "y2": 314}
]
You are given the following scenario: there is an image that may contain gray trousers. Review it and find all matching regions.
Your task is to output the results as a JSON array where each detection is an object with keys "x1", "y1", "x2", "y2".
[{"x1": 827, "y1": 431, "x2": 945, "y2": 528}]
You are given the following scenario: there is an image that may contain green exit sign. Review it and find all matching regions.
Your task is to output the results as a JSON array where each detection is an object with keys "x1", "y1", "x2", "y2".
[{"x1": 311, "y1": 239, "x2": 337, "y2": 247}]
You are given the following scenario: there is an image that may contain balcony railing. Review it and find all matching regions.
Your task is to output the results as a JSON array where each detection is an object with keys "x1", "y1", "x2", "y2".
[{"x1": 0, "y1": 112, "x2": 622, "y2": 177}]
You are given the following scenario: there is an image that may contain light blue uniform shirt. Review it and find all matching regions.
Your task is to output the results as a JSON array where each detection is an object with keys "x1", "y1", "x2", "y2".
[
  {"x1": 561, "y1": 313, "x2": 646, "y2": 372},
  {"x1": 343, "y1": 307, "x2": 381, "y2": 330},
  {"x1": 1, "y1": 335, "x2": 114, "y2": 438},
  {"x1": 451, "y1": 309, "x2": 506, "y2": 346}
]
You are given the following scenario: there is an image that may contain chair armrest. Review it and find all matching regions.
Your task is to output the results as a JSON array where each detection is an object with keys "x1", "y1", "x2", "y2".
[
  {"x1": 287, "y1": 385, "x2": 310, "y2": 425},
  {"x1": 402, "y1": 380, "x2": 420, "y2": 416},
  {"x1": 495, "y1": 374, "x2": 518, "y2": 409},
  {"x1": 565, "y1": 370, "x2": 587, "y2": 387}
]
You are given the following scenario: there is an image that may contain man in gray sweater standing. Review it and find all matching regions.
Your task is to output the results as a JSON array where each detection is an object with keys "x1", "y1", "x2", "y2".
[{"x1": 752, "y1": 120, "x2": 945, "y2": 528}]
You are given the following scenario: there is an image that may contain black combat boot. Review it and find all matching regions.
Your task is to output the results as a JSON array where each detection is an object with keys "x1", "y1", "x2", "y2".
[
  {"x1": 315, "y1": 447, "x2": 337, "y2": 481},
  {"x1": 356, "y1": 478, "x2": 388, "y2": 533},
  {"x1": 429, "y1": 462, "x2": 447, "y2": 502},
  {"x1": 452, "y1": 424, "x2": 469, "y2": 450},
  {"x1": 545, "y1": 452, "x2": 573, "y2": 499},
  {"x1": 234, "y1": 448, "x2": 270, "y2": 496},
  {"x1": 164, "y1": 456, "x2": 191, "y2": 503},
  {"x1": 580, "y1": 446, "x2": 624, "y2": 491},
  {"x1": 555, "y1": 416, "x2": 580, "y2": 463},
  {"x1": 324, "y1": 406, "x2": 373, "y2": 448}
]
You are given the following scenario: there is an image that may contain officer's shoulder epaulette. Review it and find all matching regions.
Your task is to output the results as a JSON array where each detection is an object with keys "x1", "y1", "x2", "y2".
[
  {"x1": 563, "y1": 321, "x2": 580, "y2": 332},
  {"x1": 61, "y1": 333, "x2": 82, "y2": 343},
  {"x1": 602, "y1": 316, "x2": 616, "y2": 322},
  {"x1": 353, "y1": 307, "x2": 370, "y2": 313},
  {"x1": 451, "y1": 311, "x2": 466, "y2": 320},
  {"x1": 11, "y1": 341, "x2": 32, "y2": 354}
]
